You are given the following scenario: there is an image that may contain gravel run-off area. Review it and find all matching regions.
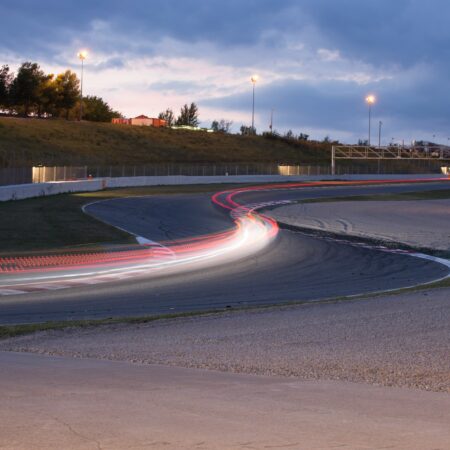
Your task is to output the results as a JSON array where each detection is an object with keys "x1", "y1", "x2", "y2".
[
  {"x1": 1, "y1": 287, "x2": 449, "y2": 393},
  {"x1": 269, "y1": 199, "x2": 450, "y2": 251}
]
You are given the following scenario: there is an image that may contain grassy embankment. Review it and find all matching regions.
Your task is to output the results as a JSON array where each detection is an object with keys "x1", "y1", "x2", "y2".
[{"x1": 0, "y1": 117, "x2": 330, "y2": 166}]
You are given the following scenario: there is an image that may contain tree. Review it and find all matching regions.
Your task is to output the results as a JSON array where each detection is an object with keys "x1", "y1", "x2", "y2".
[
  {"x1": 36, "y1": 74, "x2": 57, "y2": 117},
  {"x1": 284, "y1": 129, "x2": 294, "y2": 139},
  {"x1": 54, "y1": 70, "x2": 80, "y2": 119},
  {"x1": 211, "y1": 119, "x2": 233, "y2": 133},
  {"x1": 10, "y1": 62, "x2": 46, "y2": 116},
  {"x1": 298, "y1": 133, "x2": 309, "y2": 141},
  {"x1": 0, "y1": 65, "x2": 13, "y2": 110},
  {"x1": 80, "y1": 95, "x2": 122, "y2": 122},
  {"x1": 176, "y1": 102, "x2": 199, "y2": 126},
  {"x1": 240, "y1": 125, "x2": 253, "y2": 135},
  {"x1": 158, "y1": 108, "x2": 175, "y2": 126}
]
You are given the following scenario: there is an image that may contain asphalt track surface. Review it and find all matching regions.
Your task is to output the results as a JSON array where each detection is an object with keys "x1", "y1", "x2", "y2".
[{"x1": 0, "y1": 180, "x2": 449, "y2": 324}]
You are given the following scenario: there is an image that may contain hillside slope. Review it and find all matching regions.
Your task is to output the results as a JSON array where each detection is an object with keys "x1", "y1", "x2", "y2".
[{"x1": 0, "y1": 117, "x2": 330, "y2": 166}]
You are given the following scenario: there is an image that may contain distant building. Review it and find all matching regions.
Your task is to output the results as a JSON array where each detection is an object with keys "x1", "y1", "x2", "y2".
[
  {"x1": 112, "y1": 115, "x2": 167, "y2": 127},
  {"x1": 111, "y1": 118, "x2": 131, "y2": 125}
]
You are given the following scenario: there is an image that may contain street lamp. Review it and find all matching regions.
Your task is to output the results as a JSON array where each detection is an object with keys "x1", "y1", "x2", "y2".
[
  {"x1": 365, "y1": 94, "x2": 376, "y2": 146},
  {"x1": 251, "y1": 74, "x2": 259, "y2": 134},
  {"x1": 77, "y1": 50, "x2": 88, "y2": 121}
]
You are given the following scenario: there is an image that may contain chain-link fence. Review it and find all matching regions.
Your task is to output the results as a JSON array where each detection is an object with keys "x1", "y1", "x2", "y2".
[
  {"x1": 0, "y1": 167, "x2": 33, "y2": 186},
  {"x1": 0, "y1": 160, "x2": 447, "y2": 187}
]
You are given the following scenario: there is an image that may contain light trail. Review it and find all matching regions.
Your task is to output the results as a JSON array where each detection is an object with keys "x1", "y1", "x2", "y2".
[
  {"x1": 0, "y1": 177, "x2": 448, "y2": 294},
  {"x1": 0, "y1": 194, "x2": 281, "y2": 291}
]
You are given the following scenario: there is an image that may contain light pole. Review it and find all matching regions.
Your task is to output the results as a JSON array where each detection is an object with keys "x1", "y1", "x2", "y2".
[
  {"x1": 378, "y1": 120, "x2": 382, "y2": 148},
  {"x1": 251, "y1": 74, "x2": 259, "y2": 134},
  {"x1": 365, "y1": 94, "x2": 376, "y2": 146},
  {"x1": 77, "y1": 50, "x2": 88, "y2": 121},
  {"x1": 269, "y1": 108, "x2": 274, "y2": 134}
]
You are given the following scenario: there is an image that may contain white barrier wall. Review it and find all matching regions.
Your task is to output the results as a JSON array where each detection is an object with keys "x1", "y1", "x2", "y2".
[{"x1": 0, "y1": 174, "x2": 447, "y2": 202}]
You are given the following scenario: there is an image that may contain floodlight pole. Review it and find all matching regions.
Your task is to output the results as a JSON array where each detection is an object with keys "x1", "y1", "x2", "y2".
[
  {"x1": 378, "y1": 121, "x2": 382, "y2": 148},
  {"x1": 80, "y1": 58, "x2": 84, "y2": 121},
  {"x1": 331, "y1": 145, "x2": 336, "y2": 175},
  {"x1": 270, "y1": 108, "x2": 274, "y2": 134},
  {"x1": 251, "y1": 75, "x2": 258, "y2": 135},
  {"x1": 252, "y1": 82, "x2": 256, "y2": 133},
  {"x1": 365, "y1": 95, "x2": 375, "y2": 146},
  {"x1": 78, "y1": 51, "x2": 87, "y2": 121}
]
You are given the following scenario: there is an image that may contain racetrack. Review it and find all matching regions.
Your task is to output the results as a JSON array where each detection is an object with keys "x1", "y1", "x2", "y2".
[{"x1": 0, "y1": 180, "x2": 449, "y2": 324}]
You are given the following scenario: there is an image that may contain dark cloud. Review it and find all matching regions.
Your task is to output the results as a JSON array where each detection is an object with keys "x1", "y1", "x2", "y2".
[
  {"x1": 300, "y1": 0, "x2": 450, "y2": 68},
  {"x1": 3, "y1": 0, "x2": 449, "y2": 66},
  {"x1": 0, "y1": 0, "x2": 300, "y2": 56}
]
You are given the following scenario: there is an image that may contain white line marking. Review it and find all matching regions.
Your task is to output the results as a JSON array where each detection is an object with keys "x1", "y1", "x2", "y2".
[
  {"x1": 0, "y1": 289, "x2": 28, "y2": 296},
  {"x1": 31, "y1": 284, "x2": 68, "y2": 290}
]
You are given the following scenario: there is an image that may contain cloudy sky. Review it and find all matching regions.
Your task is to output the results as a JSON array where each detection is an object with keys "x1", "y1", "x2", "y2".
[{"x1": 1, "y1": 0, "x2": 449, "y2": 143}]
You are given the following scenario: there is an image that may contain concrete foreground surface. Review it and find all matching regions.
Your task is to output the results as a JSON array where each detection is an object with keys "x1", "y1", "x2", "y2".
[{"x1": 1, "y1": 351, "x2": 450, "y2": 450}]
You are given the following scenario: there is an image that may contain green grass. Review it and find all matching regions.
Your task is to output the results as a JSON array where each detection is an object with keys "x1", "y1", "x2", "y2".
[{"x1": 0, "y1": 117, "x2": 331, "y2": 166}]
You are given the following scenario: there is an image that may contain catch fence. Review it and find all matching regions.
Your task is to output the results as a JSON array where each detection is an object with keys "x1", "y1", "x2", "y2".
[{"x1": 0, "y1": 160, "x2": 447, "y2": 186}]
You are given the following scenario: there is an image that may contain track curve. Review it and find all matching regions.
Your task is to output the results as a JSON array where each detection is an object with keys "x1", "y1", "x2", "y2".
[{"x1": 0, "y1": 179, "x2": 449, "y2": 324}]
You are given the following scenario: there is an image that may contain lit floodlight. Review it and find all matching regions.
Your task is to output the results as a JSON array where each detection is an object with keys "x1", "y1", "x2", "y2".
[{"x1": 77, "y1": 50, "x2": 88, "y2": 60}]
